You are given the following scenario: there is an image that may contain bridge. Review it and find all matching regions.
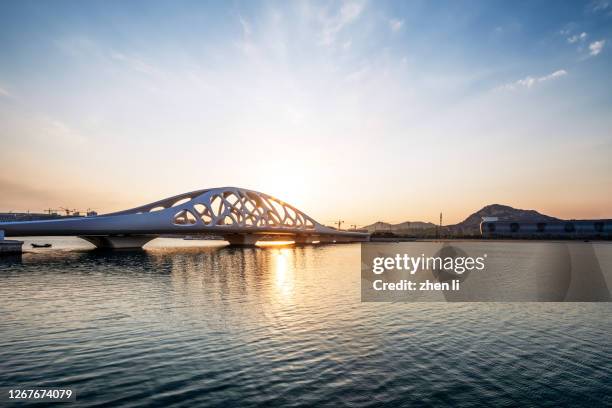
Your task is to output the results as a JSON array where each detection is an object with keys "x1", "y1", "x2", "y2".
[{"x1": 0, "y1": 187, "x2": 369, "y2": 249}]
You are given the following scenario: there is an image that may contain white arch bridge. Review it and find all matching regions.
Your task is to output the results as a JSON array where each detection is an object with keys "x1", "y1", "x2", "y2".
[{"x1": 0, "y1": 187, "x2": 369, "y2": 249}]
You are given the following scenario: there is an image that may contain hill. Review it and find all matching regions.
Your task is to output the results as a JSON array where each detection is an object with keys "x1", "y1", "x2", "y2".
[
  {"x1": 445, "y1": 204, "x2": 559, "y2": 236},
  {"x1": 364, "y1": 204, "x2": 559, "y2": 237},
  {"x1": 363, "y1": 221, "x2": 436, "y2": 234}
]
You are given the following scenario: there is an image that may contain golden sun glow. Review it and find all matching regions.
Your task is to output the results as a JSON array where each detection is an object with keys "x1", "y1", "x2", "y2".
[
  {"x1": 272, "y1": 248, "x2": 295, "y2": 300},
  {"x1": 254, "y1": 160, "x2": 317, "y2": 211},
  {"x1": 257, "y1": 241, "x2": 295, "y2": 247}
]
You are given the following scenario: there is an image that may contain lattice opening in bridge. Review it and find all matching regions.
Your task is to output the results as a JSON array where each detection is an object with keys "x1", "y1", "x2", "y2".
[
  {"x1": 210, "y1": 196, "x2": 225, "y2": 217},
  {"x1": 201, "y1": 213, "x2": 212, "y2": 225},
  {"x1": 245, "y1": 200, "x2": 256, "y2": 212},
  {"x1": 224, "y1": 192, "x2": 239, "y2": 205},
  {"x1": 193, "y1": 204, "x2": 206, "y2": 214},
  {"x1": 173, "y1": 210, "x2": 197, "y2": 225},
  {"x1": 216, "y1": 215, "x2": 236, "y2": 226}
]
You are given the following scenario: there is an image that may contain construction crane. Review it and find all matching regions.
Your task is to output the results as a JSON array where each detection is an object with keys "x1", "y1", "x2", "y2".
[{"x1": 59, "y1": 207, "x2": 80, "y2": 216}]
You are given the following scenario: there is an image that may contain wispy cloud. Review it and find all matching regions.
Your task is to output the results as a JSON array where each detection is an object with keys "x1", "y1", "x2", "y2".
[
  {"x1": 389, "y1": 19, "x2": 403, "y2": 32},
  {"x1": 567, "y1": 32, "x2": 587, "y2": 43},
  {"x1": 234, "y1": 14, "x2": 258, "y2": 57},
  {"x1": 55, "y1": 36, "x2": 165, "y2": 80},
  {"x1": 499, "y1": 69, "x2": 568, "y2": 90},
  {"x1": 40, "y1": 117, "x2": 87, "y2": 145},
  {"x1": 239, "y1": 15, "x2": 252, "y2": 37},
  {"x1": 589, "y1": 40, "x2": 605, "y2": 56},
  {"x1": 589, "y1": 0, "x2": 611, "y2": 13},
  {"x1": 319, "y1": 1, "x2": 365, "y2": 46},
  {"x1": 540, "y1": 70, "x2": 568, "y2": 81}
]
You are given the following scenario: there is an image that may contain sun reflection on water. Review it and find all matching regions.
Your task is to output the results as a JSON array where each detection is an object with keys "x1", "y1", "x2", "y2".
[
  {"x1": 273, "y1": 248, "x2": 295, "y2": 301},
  {"x1": 257, "y1": 241, "x2": 295, "y2": 247}
]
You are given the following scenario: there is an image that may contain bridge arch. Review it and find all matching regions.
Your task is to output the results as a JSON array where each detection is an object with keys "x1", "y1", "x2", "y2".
[{"x1": 110, "y1": 187, "x2": 319, "y2": 232}]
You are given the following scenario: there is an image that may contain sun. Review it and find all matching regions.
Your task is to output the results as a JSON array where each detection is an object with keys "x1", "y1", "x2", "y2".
[{"x1": 255, "y1": 162, "x2": 314, "y2": 209}]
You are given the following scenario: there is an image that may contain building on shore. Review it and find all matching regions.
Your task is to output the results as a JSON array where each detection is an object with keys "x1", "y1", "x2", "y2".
[
  {"x1": 0, "y1": 212, "x2": 97, "y2": 222},
  {"x1": 481, "y1": 219, "x2": 612, "y2": 240},
  {"x1": 0, "y1": 212, "x2": 65, "y2": 222}
]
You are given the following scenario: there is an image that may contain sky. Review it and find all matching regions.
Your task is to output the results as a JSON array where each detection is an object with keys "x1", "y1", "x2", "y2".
[{"x1": 0, "y1": 0, "x2": 611, "y2": 226}]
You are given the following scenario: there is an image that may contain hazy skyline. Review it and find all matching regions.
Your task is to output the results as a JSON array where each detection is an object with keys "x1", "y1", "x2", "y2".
[{"x1": 1, "y1": 0, "x2": 611, "y2": 225}]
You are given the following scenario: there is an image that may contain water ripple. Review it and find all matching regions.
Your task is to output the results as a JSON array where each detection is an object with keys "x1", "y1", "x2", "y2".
[{"x1": 0, "y1": 238, "x2": 611, "y2": 407}]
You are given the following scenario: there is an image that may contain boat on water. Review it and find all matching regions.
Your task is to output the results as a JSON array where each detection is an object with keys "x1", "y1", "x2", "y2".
[{"x1": 31, "y1": 243, "x2": 52, "y2": 248}]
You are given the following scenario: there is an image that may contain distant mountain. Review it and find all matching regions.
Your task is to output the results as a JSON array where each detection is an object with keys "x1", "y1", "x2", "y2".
[
  {"x1": 364, "y1": 204, "x2": 559, "y2": 236},
  {"x1": 445, "y1": 204, "x2": 559, "y2": 235},
  {"x1": 363, "y1": 221, "x2": 436, "y2": 233}
]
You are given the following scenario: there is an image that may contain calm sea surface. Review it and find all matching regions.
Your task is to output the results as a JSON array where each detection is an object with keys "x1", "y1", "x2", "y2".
[{"x1": 1, "y1": 238, "x2": 611, "y2": 407}]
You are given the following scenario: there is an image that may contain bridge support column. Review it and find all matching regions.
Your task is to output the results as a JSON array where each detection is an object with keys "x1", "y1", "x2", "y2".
[
  {"x1": 224, "y1": 234, "x2": 259, "y2": 246},
  {"x1": 79, "y1": 235, "x2": 156, "y2": 249}
]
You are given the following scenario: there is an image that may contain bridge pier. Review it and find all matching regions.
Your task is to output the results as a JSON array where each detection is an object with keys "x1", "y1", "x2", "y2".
[
  {"x1": 80, "y1": 235, "x2": 156, "y2": 249},
  {"x1": 224, "y1": 234, "x2": 260, "y2": 246}
]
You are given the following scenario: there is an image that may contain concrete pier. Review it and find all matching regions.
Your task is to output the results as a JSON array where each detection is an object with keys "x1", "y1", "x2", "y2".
[
  {"x1": 80, "y1": 235, "x2": 156, "y2": 249},
  {"x1": 0, "y1": 230, "x2": 23, "y2": 254}
]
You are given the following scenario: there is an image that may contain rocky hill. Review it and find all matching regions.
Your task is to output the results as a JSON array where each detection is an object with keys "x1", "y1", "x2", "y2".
[
  {"x1": 445, "y1": 204, "x2": 559, "y2": 235},
  {"x1": 363, "y1": 221, "x2": 436, "y2": 234},
  {"x1": 364, "y1": 204, "x2": 559, "y2": 237}
]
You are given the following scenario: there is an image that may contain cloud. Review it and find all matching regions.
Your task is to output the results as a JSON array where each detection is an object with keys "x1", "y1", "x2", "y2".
[
  {"x1": 239, "y1": 15, "x2": 252, "y2": 37},
  {"x1": 0, "y1": 85, "x2": 10, "y2": 97},
  {"x1": 389, "y1": 19, "x2": 403, "y2": 32},
  {"x1": 589, "y1": 40, "x2": 605, "y2": 56},
  {"x1": 55, "y1": 36, "x2": 165, "y2": 80},
  {"x1": 567, "y1": 32, "x2": 587, "y2": 43},
  {"x1": 499, "y1": 69, "x2": 568, "y2": 90},
  {"x1": 540, "y1": 70, "x2": 568, "y2": 81},
  {"x1": 589, "y1": 0, "x2": 611, "y2": 13},
  {"x1": 319, "y1": 1, "x2": 365, "y2": 46},
  {"x1": 235, "y1": 15, "x2": 256, "y2": 57}
]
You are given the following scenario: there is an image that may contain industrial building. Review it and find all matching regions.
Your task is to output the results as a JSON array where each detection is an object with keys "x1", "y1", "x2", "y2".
[{"x1": 481, "y1": 219, "x2": 612, "y2": 239}]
